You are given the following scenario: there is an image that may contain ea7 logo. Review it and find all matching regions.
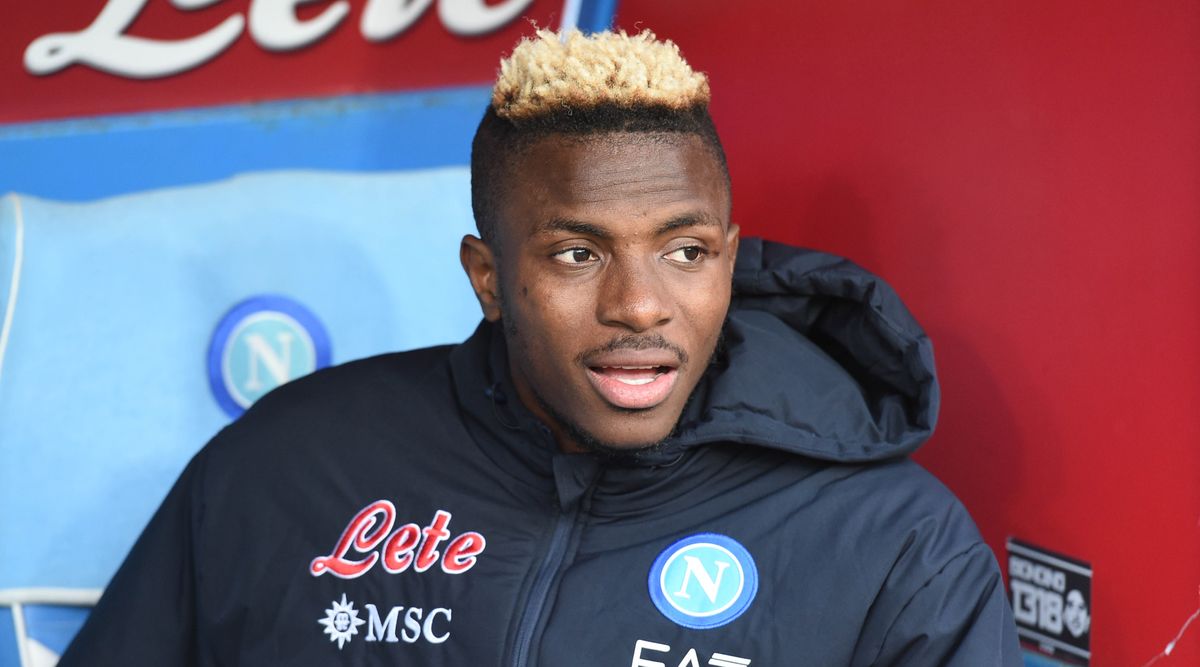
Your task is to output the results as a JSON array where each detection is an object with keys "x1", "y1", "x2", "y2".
[
  {"x1": 648, "y1": 534, "x2": 758, "y2": 629},
  {"x1": 631, "y1": 639, "x2": 751, "y2": 667}
]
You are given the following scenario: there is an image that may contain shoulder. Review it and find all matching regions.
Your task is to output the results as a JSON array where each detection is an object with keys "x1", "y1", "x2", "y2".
[
  {"x1": 829, "y1": 458, "x2": 1003, "y2": 620},
  {"x1": 772, "y1": 456, "x2": 1013, "y2": 659},
  {"x1": 851, "y1": 457, "x2": 988, "y2": 568},
  {"x1": 179, "y1": 345, "x2": 472, "y2": 559},
  {"x1": 253, "y1": 344, "x2": 455, "y2": 413},
  {"x1": 770, "y1": 451, "x2": 981, "y2": 544},
  {"x1": 198, "y1": 344, "x2": 461, "y2": 472},
  {"x1": 835, "y1": 460, "x2": 1019, "y2": 664},
  {"x1": 763, "y1": 452, "x2": 991, "y2": 595},
  {"x1": 718, "y1": 446, "x2": 988, "y2": 579},
  {"x1": 860, "y1": 457, "x2": 974, "y2": 522},
  {"x1": 241, "y1": 345, "x2": 453, "y2": 425}
]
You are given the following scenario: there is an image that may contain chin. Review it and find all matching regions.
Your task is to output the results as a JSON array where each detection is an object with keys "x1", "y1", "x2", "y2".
[
  {"x1": 571, "y1": 430, "x2": 671, "y2": 458},
  {"x1": 538, "y1": 390, "x2": 679, "y2": 456},
  {"x1": 568, "y1": 418, "x2": 677, "y2": 456}
]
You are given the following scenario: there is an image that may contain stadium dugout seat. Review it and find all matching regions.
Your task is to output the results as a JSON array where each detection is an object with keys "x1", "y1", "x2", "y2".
[
  {"x1": 0, "y1": 169, "x2": 481, "y2": 665},
  {"x1": 0, "y1": 590, "x2": 102, "y2": 667}
]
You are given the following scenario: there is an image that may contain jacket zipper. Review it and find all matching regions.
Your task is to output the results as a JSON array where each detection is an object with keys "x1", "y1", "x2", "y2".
[{"x1": 510, "y1": 476, "x2": 598, "y2": 667}]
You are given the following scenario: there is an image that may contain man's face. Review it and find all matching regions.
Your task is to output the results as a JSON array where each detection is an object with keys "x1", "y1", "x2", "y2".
[
  {"x1": 1063, "y1": 590, "x2": 1090, "y2": 637},
  {"x1": 462, "y1": 132, "x2": 738, "y2": 454}
]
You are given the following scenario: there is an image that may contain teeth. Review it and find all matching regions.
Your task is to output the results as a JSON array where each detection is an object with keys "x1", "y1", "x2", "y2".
[
  {"x1": 607, "y1": 366, "x2": 656, "y2": 370},
  {"x1": 616, "y1": 377, "x2": 655, "y2": 385}
]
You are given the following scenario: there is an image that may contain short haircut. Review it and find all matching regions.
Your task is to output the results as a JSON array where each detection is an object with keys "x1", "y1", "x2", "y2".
[{"x1": 471, "y1": 29, "x2": 730, "y2": 248}]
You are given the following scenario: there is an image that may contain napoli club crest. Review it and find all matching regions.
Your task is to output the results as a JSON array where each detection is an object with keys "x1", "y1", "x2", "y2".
[
  {"x1": 207, "y1": 295, "x2": 331, "y2": 418},
  {"x1": 648, "y1": 533, "x2": 758, "y2": 629}
]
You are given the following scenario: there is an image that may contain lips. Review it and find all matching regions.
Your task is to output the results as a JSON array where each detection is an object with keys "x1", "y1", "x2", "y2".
[{"x1": 584, "y1": 351, "x2": 681, "y2": 410}]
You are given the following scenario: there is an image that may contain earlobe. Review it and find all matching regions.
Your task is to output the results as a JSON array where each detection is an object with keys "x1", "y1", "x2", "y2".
[{"x1": 459, "y1": 235, "x2": 503, "y2": 322}]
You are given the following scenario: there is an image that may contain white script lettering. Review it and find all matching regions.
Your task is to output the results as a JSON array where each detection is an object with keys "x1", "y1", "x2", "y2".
[
  {"x1": 250, "y1": 0, "x2": 350, "y2": 51},
  {"x1": 24, "y1": 0, "x2": 243, "y2": 79},
  {"x1": 25, "y1": 0, "x2": 535, "y2": 79}
]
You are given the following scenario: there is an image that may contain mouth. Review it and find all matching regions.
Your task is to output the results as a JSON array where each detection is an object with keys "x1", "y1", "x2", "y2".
[{"x1": 585, "y1": 363, "x2": 680, "y2": 410}]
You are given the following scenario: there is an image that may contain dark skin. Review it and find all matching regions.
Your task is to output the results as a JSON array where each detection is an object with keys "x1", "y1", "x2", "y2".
[{"x1": 461, "y1": 132, "x2": 738, "y2": 454}]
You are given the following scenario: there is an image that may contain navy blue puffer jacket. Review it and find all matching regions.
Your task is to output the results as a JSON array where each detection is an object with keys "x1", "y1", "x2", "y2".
[{"x1": 62, "y1": 240, "x2": 1021, "y2": 666}]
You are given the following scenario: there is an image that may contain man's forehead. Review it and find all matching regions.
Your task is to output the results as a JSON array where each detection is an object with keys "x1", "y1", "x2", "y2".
[
  {"x1": 510, "y1": 133, "x2": 729, "y2": 214},
  {"x1": 521, "y1": 131, "x2": 712, "y2": 167}
]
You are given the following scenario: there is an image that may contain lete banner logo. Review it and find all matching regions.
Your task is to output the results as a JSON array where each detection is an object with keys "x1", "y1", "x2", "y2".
[
  {"x1": 1, "y1": 0, "x2": 576, "y2": 124},
  {"x1": 25, "y1": 0, "x2": 535, "y2": 79}
]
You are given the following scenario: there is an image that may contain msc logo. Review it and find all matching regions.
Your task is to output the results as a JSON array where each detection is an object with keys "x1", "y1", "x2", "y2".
[
  {"x1": 317, "y1": 594, "x2": 452, "y2": 651},
  {"x1": 648, "y1": 533, "x2": 758, "y2": 630},
  {"x1": 207, "y1": 295, "x2": 331, "y2": 418}
]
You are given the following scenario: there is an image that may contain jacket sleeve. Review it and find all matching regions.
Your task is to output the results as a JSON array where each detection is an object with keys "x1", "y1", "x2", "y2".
[
  {"x1": 868, "y1": 542, "x2": 1023, "y2": 666},
  {"x1": 57, "y1": 452, "x2": 207, "y2": 666}
]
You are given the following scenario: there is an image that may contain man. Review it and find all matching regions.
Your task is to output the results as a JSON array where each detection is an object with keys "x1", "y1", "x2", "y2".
[{"x1": 62, "y1": 29, "x2": 1020, "y2": 665}]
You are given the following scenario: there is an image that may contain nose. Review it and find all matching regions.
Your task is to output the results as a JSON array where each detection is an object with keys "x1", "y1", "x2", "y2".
[{"x1": 596, "y1": 255, "x2": 672, "y2": 332}]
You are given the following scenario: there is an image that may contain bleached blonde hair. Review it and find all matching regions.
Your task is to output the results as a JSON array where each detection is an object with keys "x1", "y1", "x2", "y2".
[
  {"x1": 471, "y1": 28, "x2": 727, "y2": 245},
  {"x1": 491, "y1": 29, "x2": 711, "y2": 120}
]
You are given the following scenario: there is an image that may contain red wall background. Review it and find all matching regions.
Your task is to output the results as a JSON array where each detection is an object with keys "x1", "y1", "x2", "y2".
[
  {"x1": 614, "y1": 1, "x2": 1200, "y2": 665},
  {"x1": 4, "y1": 1, "x2": 1198, "y2": 664}
]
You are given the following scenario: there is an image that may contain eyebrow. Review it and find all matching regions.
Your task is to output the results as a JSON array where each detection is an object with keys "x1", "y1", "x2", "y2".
[
  {"x1": 537, "y1": 217, "x2": 611, "y2": 239},
  {"x1": 534, "y1": 213, "x2": 721, "y2": 239},
  {"x1": 654, "y1": 213, "x2": 721, "y2": 234}
]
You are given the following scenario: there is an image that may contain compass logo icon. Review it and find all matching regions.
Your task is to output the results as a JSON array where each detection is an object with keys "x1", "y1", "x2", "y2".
[{"x1": 318, "y1": 593, "x2": 366, "y2": 649}]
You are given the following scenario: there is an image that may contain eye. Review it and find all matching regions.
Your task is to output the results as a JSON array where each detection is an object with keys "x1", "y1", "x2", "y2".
[
  {"x1": 552, "y1": 247, "x2": 599, "y2": 265},
  {"x1": 664, "y1": 245, "x2": 707, "y2": 264}
]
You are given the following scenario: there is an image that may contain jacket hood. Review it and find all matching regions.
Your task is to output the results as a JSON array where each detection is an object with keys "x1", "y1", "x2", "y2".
[{"x1": 671, "y1": 238, "x2": 939, "y2": 462}]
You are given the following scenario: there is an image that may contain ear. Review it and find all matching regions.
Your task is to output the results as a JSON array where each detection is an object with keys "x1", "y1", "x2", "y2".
[
  {"x1": 460, "y1": 235, "x2": 503, "y2": 322},
  {"x1": 725, "y1": 223, "x2": 740, "y2": 276}
]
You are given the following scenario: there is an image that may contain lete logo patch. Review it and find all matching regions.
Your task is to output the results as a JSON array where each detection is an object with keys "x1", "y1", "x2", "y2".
[{"x1": 648, "y1": 533, "x2": 758, "y2": 630}]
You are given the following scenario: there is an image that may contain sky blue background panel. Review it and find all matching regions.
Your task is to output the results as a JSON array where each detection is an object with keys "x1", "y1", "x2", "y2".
[
  {"x1": 0, "y1": 86, "x2": 491, "y2": 202},
  {"x1": 578, "y1": 0, "x2": 620, "y2": 31},
  {"x1": 0, "y1": 169, "x2": 481, "y2": 590},
  {"x1": 22, "y1": 605, "x2": 91, "y2": 657},
  {"x1": 0, "y1": 608, "x2": 14, "y2": 666}
]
